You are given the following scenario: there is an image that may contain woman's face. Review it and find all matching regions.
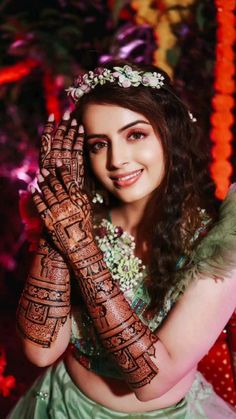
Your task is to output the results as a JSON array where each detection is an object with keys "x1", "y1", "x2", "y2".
[{"x1": 83, "y1": 104, "x2": 165, "y2": 206}]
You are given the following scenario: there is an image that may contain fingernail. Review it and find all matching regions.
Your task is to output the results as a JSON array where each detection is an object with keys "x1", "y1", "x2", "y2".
[
  {"x1": 63, "y1": 110, "x2": 70, "y2": 120},
  {"x1": 41, "y1": 168, "x2": 50, "y2": 176},
  {"x1": 71, "y1": 118, "x2": 77, "y2": 126},
  {"x1": 30, "y1": 186, "x2": 36, "y2": 193},
  {"x1": 48, "y1": 113, "x2": 55, "y2": 122},
  {"x1": 26, "y1": 185, "x2": 31, "y2": 192},
  {"x1": 56, "y1": 161, "x2": 63, "y2": 167},
  {"x1": 37, "y1": 174, "x2": 44, "y2": 182},
  {"x1": 78, "y1": 125, "x2": 84, "y2": 134}
]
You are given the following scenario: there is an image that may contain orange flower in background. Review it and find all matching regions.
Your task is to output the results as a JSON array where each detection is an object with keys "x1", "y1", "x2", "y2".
[
  {"x1": 212, "y1": 95, "x2": 234, "y2": 111},
  {"x1": 210, "y1": 1, "x2": 235, "y2": 200},
  {"x1": 211, "y1": 111, "x2": 234, "y2": 128},
  {"x1": 210, "y1": 127, "x2": 233, "y2": 144},
  {"x1": 212, "y1": 143, "x2": 232, "y2": 160}
]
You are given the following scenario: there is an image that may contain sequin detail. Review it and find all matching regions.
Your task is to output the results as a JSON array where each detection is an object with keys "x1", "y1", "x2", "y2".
[{"x1": 35, "y1": 391, "x2": 48, "y2": 400}]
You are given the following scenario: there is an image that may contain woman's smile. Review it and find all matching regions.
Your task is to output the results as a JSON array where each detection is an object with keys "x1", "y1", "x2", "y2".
[{"x1": 110, "y1": 169, "x2": 143, "y2": 187}]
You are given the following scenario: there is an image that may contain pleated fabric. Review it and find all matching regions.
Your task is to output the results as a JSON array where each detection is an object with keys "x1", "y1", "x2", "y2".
[{"x1": 7, "y1": 361, "x2": 236, "y2": 419}]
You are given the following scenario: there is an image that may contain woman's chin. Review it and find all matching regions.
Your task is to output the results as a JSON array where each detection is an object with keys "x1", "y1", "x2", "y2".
[{"x1": 113, "y1": 191, "x2": 151, "y2": 206}]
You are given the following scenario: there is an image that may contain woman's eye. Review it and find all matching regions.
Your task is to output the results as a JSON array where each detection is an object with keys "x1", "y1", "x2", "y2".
[
  {"x1": 128, "y1": 131, "x2": 146, "y2": 141},
  {"x1": 88, "y1": 142, "x2": 107, "y2": 153}
]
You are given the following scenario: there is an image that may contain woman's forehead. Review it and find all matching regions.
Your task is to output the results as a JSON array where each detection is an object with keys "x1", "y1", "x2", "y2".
[{"x1": 83, "y1": 103, "x2": 149, "y2": 129}]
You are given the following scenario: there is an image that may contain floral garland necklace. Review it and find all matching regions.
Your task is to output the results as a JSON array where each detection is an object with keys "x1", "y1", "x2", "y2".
[{"x1": 94, "y1": 218, "x2": 146, "y2": 292}]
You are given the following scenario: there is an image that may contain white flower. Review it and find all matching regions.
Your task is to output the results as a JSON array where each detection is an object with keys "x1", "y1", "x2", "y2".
[{"x1": 75, "y1": 88, "x2": 85, "y2": 99}]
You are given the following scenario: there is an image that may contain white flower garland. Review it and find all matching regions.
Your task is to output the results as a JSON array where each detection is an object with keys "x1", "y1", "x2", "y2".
[
  {"x1": 66, "y1": 65, "x2": 165, "y2": 101},
  {"x1": 94, "y1": 218, "x2": 146, "y2": 292}
]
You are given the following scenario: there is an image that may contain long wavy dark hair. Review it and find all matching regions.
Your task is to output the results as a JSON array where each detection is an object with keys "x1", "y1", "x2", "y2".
[{"x1": 73, "y1": 60, "x2": 217, "y2": 315}]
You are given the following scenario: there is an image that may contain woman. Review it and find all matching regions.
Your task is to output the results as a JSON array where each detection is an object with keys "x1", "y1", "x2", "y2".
[{"x1": 8, "y1": 61, "x2": 236, "y2": 418}]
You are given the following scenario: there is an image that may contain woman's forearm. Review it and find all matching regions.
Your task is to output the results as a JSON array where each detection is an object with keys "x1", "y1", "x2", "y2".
[
  {"x1": 69, "y1": 242, "x2": 159, "y2": 390},
  {"x1": 17, "y1": 237, "x2": 71, "y2": 348}
]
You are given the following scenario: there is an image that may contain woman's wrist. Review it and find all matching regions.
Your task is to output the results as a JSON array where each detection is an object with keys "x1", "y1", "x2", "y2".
[{"x1": 67, "y1": 240, "x2": 102, "y2": 270}]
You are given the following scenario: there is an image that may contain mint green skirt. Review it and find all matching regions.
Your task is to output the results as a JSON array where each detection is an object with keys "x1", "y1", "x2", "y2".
[{"x1": 7, "y1": 361, "x2": 236, "y2": 418}]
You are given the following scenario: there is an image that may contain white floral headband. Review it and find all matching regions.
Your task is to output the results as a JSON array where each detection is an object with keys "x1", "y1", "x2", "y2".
[
  {"x1": 66, "y1": 65, "x2": 165, "y2": 102},
  {"x1": 66, "y1": 65, "x2": 196, "y2": 122}
]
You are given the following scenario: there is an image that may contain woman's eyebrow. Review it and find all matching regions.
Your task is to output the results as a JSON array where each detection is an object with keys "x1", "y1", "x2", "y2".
[
  {"x1": 118, "y1": 120, "x2": 150, "y2": 133},
  {"x1": 86, "y1": 133, "x2": 107, "y2": 141},
  {"x1": 86, "y1": 120, "x2": 150, "y2": 140}
]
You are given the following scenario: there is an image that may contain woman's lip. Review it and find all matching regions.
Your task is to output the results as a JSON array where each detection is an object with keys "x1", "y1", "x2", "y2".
[
  {"x1": 110, "y1": 169, "x2": 143, "y2": 180},
  {"x1": 111, "y1": 169, "x2": 143, "y2": 187}
]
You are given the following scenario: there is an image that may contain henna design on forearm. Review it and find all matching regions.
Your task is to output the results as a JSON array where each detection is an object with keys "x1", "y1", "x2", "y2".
[
  {"x1": 17, "y1": 237, "x2": 71, "y2": 348},
  {"x1": 19, "y1": 117, "x2": 83, "y2": 348},
  {"x1": 33, "y1": 164, "x2": 159, "y2": 387},
  {"x1": 70, "y1": 247, "x2": 159, "y2": 389}
]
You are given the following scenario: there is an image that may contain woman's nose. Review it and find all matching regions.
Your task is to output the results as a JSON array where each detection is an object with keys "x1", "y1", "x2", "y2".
[{"x1": 108, "y1": 142, "x2": 129, "y2": 169}]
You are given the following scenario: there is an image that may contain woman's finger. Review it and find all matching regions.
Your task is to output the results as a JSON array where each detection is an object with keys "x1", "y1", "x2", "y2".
[
  {"x1": 30, "y1": 187, "x2": 50, "y2": 220},
  {"x1": 40, "y1": 114, "x2": 55, "y2": 168},
  {"x1": 51, "y1": 111, "x2": 70, "y2": 153},
  {"x1": 38, "y1": 172, "x2": 58, "y2": 208},
  {"x1": 56, "y1": 163, "x2": 83, "y2": 201},
  {"x1": 72, "y1": 125, "x2": 85, "y2": 188},
  {"x1": 55, "y1": 164, "x2": 89, "y2": 214},
  {"x1": 45, "y1": 171, "x2": 69, "y2": 203},
  {"x1": 56, "y1": 163, "x2": 73, "y2": 186},
  {"x1": 42, "y1": 114, "x2": 55, "y2": 135},
  {"x1": 73, "y1": 124, "x2": 84, "y2": 153},
  {"x1": 62, "y1": 118, "x2": 77, "y2": 152}
]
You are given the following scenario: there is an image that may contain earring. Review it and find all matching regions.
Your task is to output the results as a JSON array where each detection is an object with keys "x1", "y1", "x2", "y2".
[{"x1": 92, "y1": 192, "x2": 104, "y2": 204}]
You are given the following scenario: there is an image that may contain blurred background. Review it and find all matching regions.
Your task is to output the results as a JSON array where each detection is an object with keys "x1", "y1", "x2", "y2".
[{"x1": 0, "y1": 0, "x2": 235, "y2": 417}]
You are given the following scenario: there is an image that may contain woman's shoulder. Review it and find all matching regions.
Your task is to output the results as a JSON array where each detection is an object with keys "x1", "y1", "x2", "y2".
[
  {"x1": 190, "y1": 183, "x2": 236, "y2": 278},
  {"x1": 164, "y1": 184, "x2": 236, "y2": 308}
]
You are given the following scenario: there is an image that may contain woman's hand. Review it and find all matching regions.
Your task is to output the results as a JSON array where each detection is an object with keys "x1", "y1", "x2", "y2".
[
  {"x1": 39, "y1": 113, "x2": 84, "y2": 188},
  {"x1": 31, "y1": 164, "x2": 94, "y2": 258}
]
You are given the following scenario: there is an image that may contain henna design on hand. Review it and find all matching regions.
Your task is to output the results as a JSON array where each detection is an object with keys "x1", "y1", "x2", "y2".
[
  {"x1": 40, "y1": 120, "x2": 55, "y2": 169},
  {"x1": 17, "y1": 237, "x2": 70, "y2": 348},
  {"x1": 39, "y1": 115, "x2": 84, "y2": 186},
  {"x1": 33, "y1": 165, "x2": 93, "y2": 257}
]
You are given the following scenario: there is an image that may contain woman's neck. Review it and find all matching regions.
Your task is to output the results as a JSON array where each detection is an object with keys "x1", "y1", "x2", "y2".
[
  {"x1": 108, "y1": 200, "x2": 156, "y2": 266},
  {"x1": 110, "y1": 202, "x2": 147, "y2": 237}
]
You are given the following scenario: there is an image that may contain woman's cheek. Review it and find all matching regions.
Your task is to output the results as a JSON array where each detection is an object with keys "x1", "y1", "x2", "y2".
[{"x1": 137, "y1": 143, "x2": 164, "y2": 166}]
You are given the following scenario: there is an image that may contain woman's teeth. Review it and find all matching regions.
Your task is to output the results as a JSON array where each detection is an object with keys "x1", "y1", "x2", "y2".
[{"x1": 116, "y1": 170, "x2": 142, "y2": 181}]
